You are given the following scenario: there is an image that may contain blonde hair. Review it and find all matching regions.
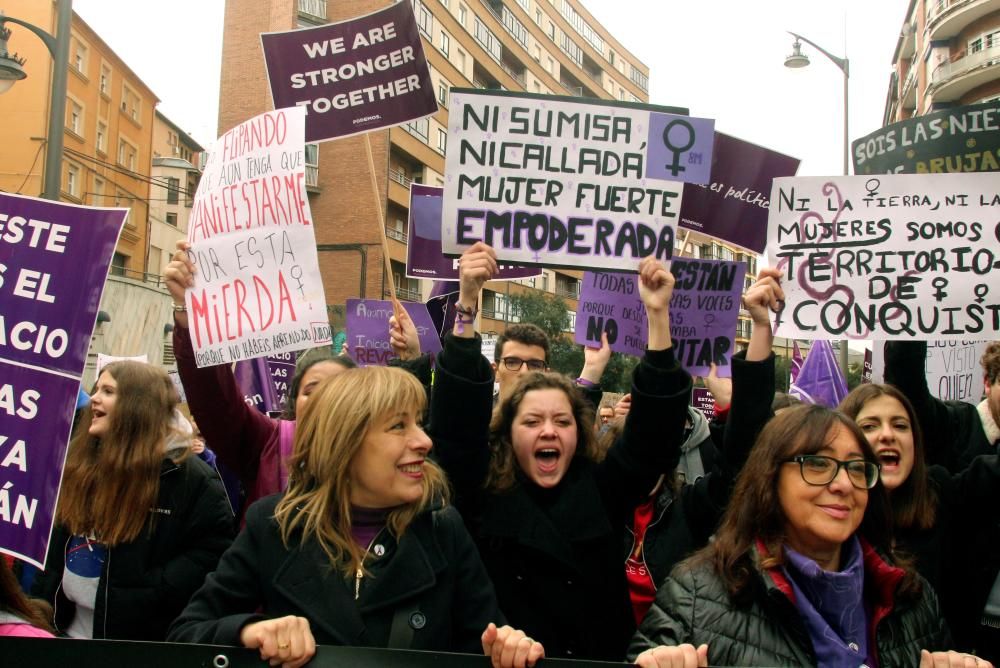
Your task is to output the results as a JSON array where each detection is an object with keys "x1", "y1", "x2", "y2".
[{"x1": 274, "y1": 366, "x2": 448, "y2": 577}]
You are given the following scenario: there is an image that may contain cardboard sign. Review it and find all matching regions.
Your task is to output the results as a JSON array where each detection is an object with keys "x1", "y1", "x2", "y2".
[
  {"x1": 185, "y1": 107, "x2": 331, "y2": 366},
  {"x1": 346, "y1": 298, "x2": 441, "y2": 366},
  {"x1": 574, "y1": 258, "x2": 746, "y2": 377},
  {"x1": 0, "y1": 192, "x2": 126, "y2": 567},
  {"x1": 442, "y1": 89, "x2": 714, "y2": 271},
  {"x1": 679, "y1": 132, "x2": 800, "y2": 253},
  {"x1": 852, "y1": 100, "x2": 1000, "y2": 175},
  {"x1": 870, "y1": 340, "x2": 987, "y2": 405},
  {"x1": 261, "y1": 2, "x2": 437, "y2": 142},
  {"x1": 405, "y1": 184, "x2": 540, "y2": 281},
  {"x1": 765, "y1": 173, "x2": 1000, "y2": 340}
]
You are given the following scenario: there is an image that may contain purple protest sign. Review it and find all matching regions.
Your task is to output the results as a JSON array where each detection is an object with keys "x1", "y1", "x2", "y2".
[
  {"x1": 0, "y1": 192, "x2": 126, "y2": 567},
  {"x1": 691, "y1": 387, "x2": 716, "y2": 420},
  {"x1": 346, "y1": 298, "x2": 442, "y2": 367},
  {"x1": 574, "y1": 257, "x2": 747, "y2": 377},
  {"x1": 268, "y1": 352, "x2": 297, "y2": 409},
  {"x1": 234, "y1": 357, "x2": 282, "y2": 415},
  {"x1": 679, "y1": 132, "x2": 799, "y2": 253},
  {"x1": 645, "y1": 113, "x2": 715, "y2": 185},
  {"x1": 261, "y1": 2, "x2": 437, "y2": 143},
  {"x1": 406, "y1": 184, "x2": 540, "y2": 281}
]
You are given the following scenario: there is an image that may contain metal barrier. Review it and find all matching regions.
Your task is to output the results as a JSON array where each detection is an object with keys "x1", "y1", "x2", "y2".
[{"x1": 0, "y1": 637, "x2": 625, "y2": 667}]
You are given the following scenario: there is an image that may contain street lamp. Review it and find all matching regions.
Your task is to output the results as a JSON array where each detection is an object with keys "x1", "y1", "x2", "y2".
[
  {"x1": 0, "y1": 1, "x2": 73, "y2": 201},
  {"x1": 784, "y1": 30, "x2": 851, "y2": 378}
]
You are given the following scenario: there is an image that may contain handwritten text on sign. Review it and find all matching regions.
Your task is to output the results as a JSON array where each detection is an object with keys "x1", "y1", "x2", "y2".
[
  {"x1": 186, "y1": 107, "x2": 331, "y2": 367},
  {"x1": 442, "y1": 89, "x2": 715, "y2": 271},
  {"x1": 870, "y1": 340, "x2": 988, "y2": 405},
  {"x1": 766, "y1": 174, "x2": 1000, "y2": 341},
  {"x1": 574, "y1": 258, "x2": 746, "y2": 377},
  {"x1": 346, "y1": 299, "x2": 442, "y2": 367}
]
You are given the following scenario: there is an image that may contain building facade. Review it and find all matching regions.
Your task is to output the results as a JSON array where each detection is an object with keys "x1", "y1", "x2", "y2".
[
  {"x1": 0, "y1": 2, "x2": 159, "y2": 277},
  {"x1": 884, "y1": 0, "x2": 1000, "y2": 123},
  {"x1": 218, "y1": 0, "x2": 650, "y2": 334}
]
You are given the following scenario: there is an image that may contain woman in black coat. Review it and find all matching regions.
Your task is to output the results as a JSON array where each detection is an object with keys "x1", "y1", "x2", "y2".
[
  {"x1": 169, "y1": 365, "x2": 544, "y2": 668},
  {"x1": 429, "y1": 243, "x2": 691, "y2": 661}
]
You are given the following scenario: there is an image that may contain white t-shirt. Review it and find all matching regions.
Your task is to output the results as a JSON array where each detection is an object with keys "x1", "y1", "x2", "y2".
[{"x1": 62, "y1": 534, "x2": 107, "y2": 639}]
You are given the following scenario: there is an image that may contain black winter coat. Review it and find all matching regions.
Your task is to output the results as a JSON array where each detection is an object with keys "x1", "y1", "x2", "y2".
[
  {"x1": 167, "y1": 496, "x2": 504, "y2": 652},
  {"x1": 629, "y1": 541, "x2": 952, "y2": 667},
  {"x1": 430, "y1": 333, "x2": 691, "y2": 661},
  {"x1": 625, "y1": 351, "x2": 775, "y2": 592},
  {"x1": 33, "y1": 456, "x2": 234, "y2": 640}
]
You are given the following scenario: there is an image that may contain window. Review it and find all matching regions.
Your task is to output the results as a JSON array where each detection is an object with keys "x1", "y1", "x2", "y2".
[
  {"x1": 558, "y1": 0, "x2": 604, "y2": 54},
  {"x1": 609, "y1": 51, "x2": 616, "y2": 66},
  {"x1": 534, "y1": 45, "x2": 541, "y2": 61},
  {"x1": 630, "y1": 65, "x2": 649, "y2": 92},
  {"x1": 100, "y1": 63, "x2": 111, "y2": 95},
  {"x1": 516, "y1": 0, "x2": 530, "y2": 11},
  {"x1": 619, "y1": 89, "x2": 626, "y2": 101},
  {"x1": 437, "y1": 128, "x2": 447, "y2": 153},
  {"x1": 92, "y1": 177, "x2": 104, "y2": 205},
  {"x1": 414, "y1": 1, "x2": 432, "y2": 37},
  {"x1": 533, "y1": 80, "x2": 541, "y2": 92},
  {"x1": 547, "y1": 56, "x2": 554, "y2": 74},
  {"x1": 72, "y1": 38, "x2": 88, "y2": 74},
  {"x1": 437, "y1": 82, "x2": 448, "y2": 106},
  {"x1": 440, "y1": 31, "x2": 450, "y2": 56},
  {"x1": 474, "y1": 19, "x2": 502, "y2": 62},
  {"x1": 65, "y1": 161, "x2": 81, "y2": 198},
  {"x1": 110, "y1": 252, "x2": 127, "y2": 277},
  {"x1": 165, "y1": 212, "x2": 178, "y2": 227},
  {"x1": 459, "y1": 4, "x2": 467, "y2": 26},
  {"x1": 166, "y1": 177, "x2": 180, "y2": 204},
  {"x1": 122, "y1": 83, "x2": 141, "y2": 122},
  {"x1": 304, "y1": 143, "x2": 319, "y2": 166},
  {"x1": 96, "y1": 120, "x2": 107, "y2": 154},
  {"x1": 118, "y1": 139, "x2": 137, "y2": 171},
  {"x1": 502, "y1": 6, "x2": 528, "y2": 48},
  {"x1": 548, "y1": 22, "x2": 555, "y2": 40},
  {"x1": 564, "y1": 310, "x2": 576, "y2": 333},
  {"x1": 406, "y1": 117, "x2": 429, "y2": 141},
  {"x1": 67, "y1": 100, "x2": 83, "y2": 135},
  {"x1": 535, "y1": 9, "x2": 542, "y2": 24},
  {"x1": 559, "y1": 32, "x2": 583, "y2": 66}
]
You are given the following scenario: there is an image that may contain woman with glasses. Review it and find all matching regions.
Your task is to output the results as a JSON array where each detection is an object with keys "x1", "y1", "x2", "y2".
[
  {"x1": 840, "y1": 383, "x2": 1000, "y2": 661},
  {"x1": 627, "y1": 404, "x2": 971, "y2": 667},
  {"x1": 427, "y1": 242, "x2": 692, "y2": 661}
]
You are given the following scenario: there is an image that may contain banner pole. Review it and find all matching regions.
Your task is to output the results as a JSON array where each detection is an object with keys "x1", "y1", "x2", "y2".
[{"x1": 364, "y1": 132, "x2": 404, "y2": 318}]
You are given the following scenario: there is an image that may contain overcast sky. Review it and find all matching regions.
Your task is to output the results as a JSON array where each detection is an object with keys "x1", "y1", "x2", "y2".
[{"x1": 74, "y1": 0, "x2": 907, "y2": 175}]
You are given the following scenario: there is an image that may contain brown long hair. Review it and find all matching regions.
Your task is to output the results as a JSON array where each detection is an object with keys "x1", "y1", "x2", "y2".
[
  {"x1": 486, "y1": 372, "x2": 598, "y2": 491},
  {"x1": 1, "y1": 558, "x2": 53, "y2": 633},
  {"x1": 839, "y1": 383, "x2": 937, "y2": 531},
  {"x1": 689, "y1": 405, "x2": 921, "y2": 601},
  {"x1": 274, "y1": 366, "x2": 449, "y2": 578},
  {"x1": 57, "y1": 362, "x2": 181, "y2": 546}
]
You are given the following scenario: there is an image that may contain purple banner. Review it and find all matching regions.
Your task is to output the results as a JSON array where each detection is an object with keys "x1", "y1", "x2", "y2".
[
  {"x1": 346, "y1": 299, "x2": 442, "y2": 366},
  {"x1": 234, "y1": 357, "x2": 282, "y2": 415},
  {"x1": 574, "y1": 258, "x2": 747, "y2": 377},
  {"x1": 261, "y1": 2, "x2": 437, "y2": 143},
  {"x1": 405, "y1": 184, "x2": 540, "y2": 281},
  {"x1": 0, "y1": 192, "x2": 126, "y2": 567},
  {"x1": 679, "y1": 132, "x2": 799, "y2": 253},
  {"x1": 268, "y1": 352, "x2": 297, "y2": 409},
  {"x1": 645, "y1": 113, "x2": 715, "y2": 185},
  {"x1": 691, "y1": 387, "x2": 716, "y2": 420},
  {"x1": 789, "y1": 340, "x2": 849, "y2": 408}
]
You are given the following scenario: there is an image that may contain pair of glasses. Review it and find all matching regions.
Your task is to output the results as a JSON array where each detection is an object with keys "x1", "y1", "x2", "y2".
[
  {"x1": 784, "y1": 455, "x2": 880, "y2": 490},
  {"x1": 500, "y1": 357, "x2": 546, "y2": 371}
]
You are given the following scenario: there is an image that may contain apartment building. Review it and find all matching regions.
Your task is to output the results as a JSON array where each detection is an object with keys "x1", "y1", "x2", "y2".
[
  {"x1": 218, "y1": 0, "x2": 650, "y2": 333},
  {"x1": 884, "y1": 0, "x2": 1000, "y2": 123},
  {"x1": 148, "y1": 110, "x2": 205, "y2": 275},
  {"x1": 0, "y1": 1, "x2": 158, "y2": 277}
]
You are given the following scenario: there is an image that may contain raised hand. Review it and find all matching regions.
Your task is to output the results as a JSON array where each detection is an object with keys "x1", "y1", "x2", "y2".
[
  {"x1": 389, "y1": 307, "x2": 421, "y2": 361},
  {"x1": 163, "y1": 239, "x2": 196, "y2": 329},
  {"x1": 579, "y1": 331, "x2": 611, "y2": 384}
]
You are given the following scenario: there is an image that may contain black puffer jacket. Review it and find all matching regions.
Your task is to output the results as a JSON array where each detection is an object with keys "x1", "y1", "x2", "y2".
[
  {"x1": 628, "y1": 541, "x2": 951, "y2": 667},
  {"x1": 33, "y1": 456, "x2": 234, "y2": 640}
]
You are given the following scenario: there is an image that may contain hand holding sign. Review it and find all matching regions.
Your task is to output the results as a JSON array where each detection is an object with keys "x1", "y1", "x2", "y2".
[
  {"x1": 164, "y1": 240, "x2": 196, "y2": 329},
  {"x1": 638, "y1": 257, "x2": 674, "y2": 351},
  {"x1": 389, "y1": 309, "x2": 421, "y2": 361},
  {"x1": 744, "y1": 268, "x2": 784, "y2": 363},
  {"x1": 456, "y1": 242, "x2": 498, "y2": 339},
  {"x1": 579, "y1": 331, "x2": 611, "y2": 385}
]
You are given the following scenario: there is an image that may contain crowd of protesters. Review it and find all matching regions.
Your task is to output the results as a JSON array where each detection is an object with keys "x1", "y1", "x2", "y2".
[{"x1": 3, "y1": 238, "x2": 999, "y2": 668}]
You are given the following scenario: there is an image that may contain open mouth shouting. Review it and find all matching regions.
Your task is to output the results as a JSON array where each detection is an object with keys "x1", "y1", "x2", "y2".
[{"x1": 875, "y1": 448, "x2": 901, "y2": 473}]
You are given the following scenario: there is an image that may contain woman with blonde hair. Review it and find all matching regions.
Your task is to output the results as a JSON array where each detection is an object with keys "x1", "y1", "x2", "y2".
[
  {"x1": 169, "y1": 366, "x2": 544, "y2": 668},
  {"x1": 32, "y1": 361, "x2": 234, "y2": 640}
]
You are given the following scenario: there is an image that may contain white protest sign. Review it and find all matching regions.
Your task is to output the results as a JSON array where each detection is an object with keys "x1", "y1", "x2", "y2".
[
  {"x1": 95, "y1": 353, "x2": 148, "y2": 377},
  {"x1": 185, "y1": 107, "x2": 331, "y2": 366},
  {"x1": 870, "y1": 340, "x2": 988, "y2": 405},
  {"x1": 766, "y1": 173, "x2": 1000, "y2": 340},
  {"x1": 442, "y1": 89, "x2": 716, "y2": 271},
  {"x1": 481, "y1": 333, "x2": 498, "y2": 363}
]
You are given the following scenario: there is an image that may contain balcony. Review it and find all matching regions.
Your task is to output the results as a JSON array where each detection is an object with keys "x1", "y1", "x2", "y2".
[
  {"x1": 297, "y1": 0, "x2": 326, "y2": 21},
  {"x1": 305, "y1": 165, "x2": 319, "y2": 192},
  {"x1": 395, "y1": 286, "x2": 422, "y2": 302},
  {"x1": 900, "y1": 66, "x2": 917, "y2": 110},
  {"x1": 388, "y1": 169, "x2": 413, "y2": 189},
  {"x1": 555, "y1": 285, "x2": 579, "y2": 299},
  {"x1": 929, "y1": 44, "x2": 1000, "y2": 102},
  {"x1": 386, "y1": 226, "x2": 407, "y2": 243},
  {"x1": 926, "y1": 0, "x2": 996, "y2": 40}
]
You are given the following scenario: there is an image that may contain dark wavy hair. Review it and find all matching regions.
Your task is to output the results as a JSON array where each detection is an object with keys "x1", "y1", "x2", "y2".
[
  {"x1": 486, "y1": 372, "x2": 596, "y2": 491},
  {"x1": 839, "y1": 383, "x2": 936, "y2": 531},
  {"x1": 983, "y1": 342, "x2": 1000, "y2": 385},
  {"x1": 493, "y1": 323, "x2": 549, "y2": 363},
  {"x1": 283, "y1": 348, "x2": 357, "y2": 419},
  {"x1": 687, "y1": 404, "x2": 921, "y2": 602}
]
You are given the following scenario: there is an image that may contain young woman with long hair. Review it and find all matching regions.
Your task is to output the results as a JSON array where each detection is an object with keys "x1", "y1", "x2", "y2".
[
  {"x1": 31, "y1": 361, "x2": 234, "y2": 640},
  {"x1": 1, "y1": 558, "x2": 53, "y2": 637},
  {"x1": 169, "y1": 366, "x2": 544, "y2": 668}
]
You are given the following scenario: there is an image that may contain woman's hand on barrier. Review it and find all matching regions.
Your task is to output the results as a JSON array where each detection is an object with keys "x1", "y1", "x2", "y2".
[
  {"x1": 920, "y1": 649, "x2": 993, "y2": 668},
  {"x1": 634, "y1": 643, "x2": 709, "y2": 668},
  {"x1": 239, "y1": 615, "x2": 316, "y2": 668},
  {"x1": 481, "y1": 622, "x2": 545, "y2": 668}
]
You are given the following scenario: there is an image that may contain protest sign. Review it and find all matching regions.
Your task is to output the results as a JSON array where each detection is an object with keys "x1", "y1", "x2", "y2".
[
  {"x1": 789, "y1": 340, "x2": 848, "y2": 408},
  {"x1": 691, "y1": 387, "x2": 716, "y2": 419},
  {"x1": 765, "y1": 173, "x2": 1000, "y2": 341},
  {"x1": 186, "y1": 107, "x2": 331, "y2": 366},
  {"x1": 862, "y1": 348, "x2": 872, "y2": 384},
  {"x1": 852, "y1": 100, "x2": 1000, "y2": 175},
  {"x1": 481, "y1": 333, "x2": 498, "y2": 363},
  {"x1": 679, "y1": 132, "x2": 799, "y2": 253},
  {"x1": 346, "y1": 298, "x2": 441, "y2": 366},
  {"x1": 0, "y1": 192, "x2": 126, "y2": 567},
  {"x1": 267, "y1": 352, "x2": 297, "y2": 409},
  {"x1": 261, "y1": 2, "x2": 437, "y2": 143},
  {"x1": 574, "y1": 257, "x2": 746, "y2": 377},
  {"x1": 95, "y1": 353, "x2": 148, "y2": 377},
  {"x1": 234, "y1": 356, "x2": 282, "y2": 415},
  {"x1": 442, "y1": 89, "x2": 714, "y2": 271},
  {"x1": 870, "y1": 340, "x2": 987, "y2": 405},
  {"x1": 406, "y1": 184, "x2": 540, "y2": 281}
]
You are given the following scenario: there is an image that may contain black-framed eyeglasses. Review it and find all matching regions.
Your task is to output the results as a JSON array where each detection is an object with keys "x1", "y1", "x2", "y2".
[
  {"x1": 500, "y1": 356, "x2": 546, "y2": 371},
  {"x1": 784, "y1": 455, "x2": 880, "y2": 490}
]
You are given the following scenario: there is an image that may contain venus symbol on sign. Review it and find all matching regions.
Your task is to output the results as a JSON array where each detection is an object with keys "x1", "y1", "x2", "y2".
[{"x1": 662, "y1": 119, "x2": 695, "y2": 177}]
